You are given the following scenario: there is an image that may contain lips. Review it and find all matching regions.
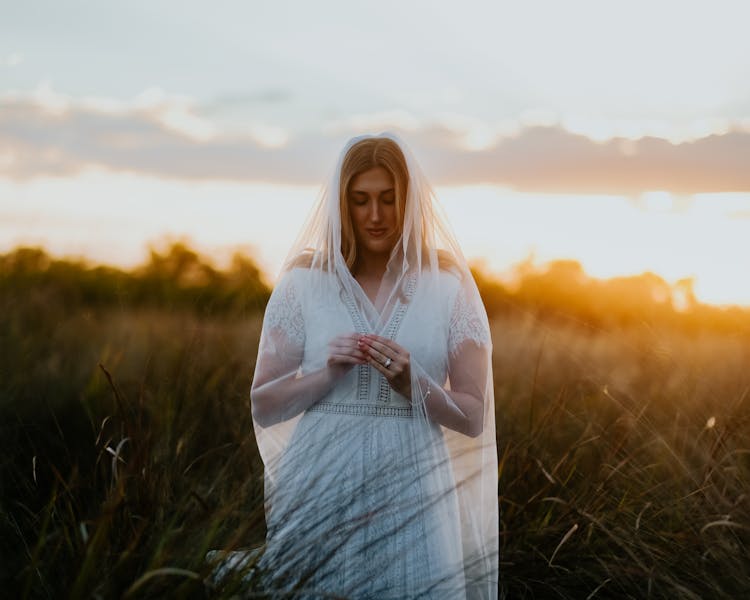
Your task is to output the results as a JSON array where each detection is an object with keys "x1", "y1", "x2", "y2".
[{"x1": 366, "y1": 228, "x2": 388, "y2": 238}]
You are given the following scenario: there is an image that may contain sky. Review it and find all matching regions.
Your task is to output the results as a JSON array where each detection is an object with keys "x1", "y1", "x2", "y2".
[{"x1": 2, "y1": 0, "x2": 750, "y2": 305}]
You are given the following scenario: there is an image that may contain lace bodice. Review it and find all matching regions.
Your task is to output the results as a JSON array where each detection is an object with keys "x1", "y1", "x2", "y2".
[{"x1": 261, "y1": 268, "x2": 491, "y2": 410}]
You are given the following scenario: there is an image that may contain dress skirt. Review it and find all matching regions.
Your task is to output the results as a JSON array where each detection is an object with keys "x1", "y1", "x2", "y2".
[{"x1": 258, "y1": 406, "x2": 467, "y2": 599}]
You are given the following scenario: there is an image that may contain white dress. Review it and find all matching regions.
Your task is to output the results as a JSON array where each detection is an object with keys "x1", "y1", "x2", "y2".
[{"x1": 255, "y1": 267, "x2": 490, "y2": 599}]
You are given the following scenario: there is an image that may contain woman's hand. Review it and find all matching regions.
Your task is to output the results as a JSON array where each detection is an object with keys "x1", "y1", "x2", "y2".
[
  {"x1": 358, "y1": 334, "x2": 412, "y2": 398},
  {"x1": 327, "y1": 333, "x2": 368, "y2": 379}
]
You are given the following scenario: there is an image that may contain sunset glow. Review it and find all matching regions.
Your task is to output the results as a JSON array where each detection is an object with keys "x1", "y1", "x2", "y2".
[{"x1": 2, "y1": 170, "x2": 749, "y2": 307}]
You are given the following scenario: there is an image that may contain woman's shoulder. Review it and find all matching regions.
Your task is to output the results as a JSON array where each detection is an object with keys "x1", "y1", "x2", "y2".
[
  {"x1": 423, "y1": 254, "x2": 486, "y2": 317},
  {"x1": 287, "y1": 249, "x2": 341, "y2": 271},
  {"x1": 273, "y1": 253, "x2": 338, "y2": 300},
  {"x1": 415, "y1": 257, "x2": 465, "y2": 309},
  {"x1": 436, "y1": 249, "x2": 461, "y2": 276},
  {"x1": 433, "y1": 250, "x2": 467, "y2": 290},
  {"x1": 279, "y1": 251, "x2": 328, "y2": 279},
  {"x1": 286, "y1": 249, "x2": 317, "y2": 270}
]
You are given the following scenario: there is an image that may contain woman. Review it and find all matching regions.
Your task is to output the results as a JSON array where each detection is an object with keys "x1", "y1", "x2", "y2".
[{"x1": 250, "y1": 133, "x2": 498, "y2": 599}]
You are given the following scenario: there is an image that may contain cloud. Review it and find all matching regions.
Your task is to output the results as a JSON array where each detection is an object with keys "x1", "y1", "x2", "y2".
[
  {"x1": 1, "y1": 91, "x2": 750, "y2": 194},
  {"x1": 411, "y1": 125, "x2": 750, "y2": 194},
  {"x1": 0, "y1": 94, "x2": 339, "y2": 184}
]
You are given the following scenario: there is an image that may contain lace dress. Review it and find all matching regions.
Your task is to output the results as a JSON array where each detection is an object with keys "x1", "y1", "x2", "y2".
[{"x1": 254, "y1": 267, "x2": 491, "y2": 599}]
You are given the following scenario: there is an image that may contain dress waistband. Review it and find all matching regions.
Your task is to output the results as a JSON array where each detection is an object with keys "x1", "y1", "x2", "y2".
[{"x1": 307, "y1": 402, "x2": 413, "y2": 418}]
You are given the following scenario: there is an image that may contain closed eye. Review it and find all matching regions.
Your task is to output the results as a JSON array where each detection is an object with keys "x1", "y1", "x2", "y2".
[{"x1": 380, "y1": 190, "x2": 395, "y2": 204}]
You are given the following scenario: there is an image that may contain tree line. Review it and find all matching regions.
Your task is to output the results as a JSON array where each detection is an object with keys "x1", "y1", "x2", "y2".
[{"x1": 2, "y1": 241, "x2": 748, "y2": 334}]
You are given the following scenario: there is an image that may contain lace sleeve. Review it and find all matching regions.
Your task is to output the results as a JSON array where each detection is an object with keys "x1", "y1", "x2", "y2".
[
  {"x1": 448, "y1": 284, "x2": 491, "y2": 357},
  {"x1": 263, "y1": 270, "x2": 305, "y2": 347}
]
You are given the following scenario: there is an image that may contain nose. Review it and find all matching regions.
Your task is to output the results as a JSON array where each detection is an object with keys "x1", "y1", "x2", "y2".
[{"x1": 369, "y1": 199, "x2": 382, "y2": 223}]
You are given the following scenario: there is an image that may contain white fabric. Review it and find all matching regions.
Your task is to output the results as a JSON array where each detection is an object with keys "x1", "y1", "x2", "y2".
[{"x1": 250, "y1": 132, "x2": 498, "y2": 598}]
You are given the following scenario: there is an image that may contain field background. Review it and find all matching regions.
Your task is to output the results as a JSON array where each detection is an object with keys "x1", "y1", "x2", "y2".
[{"x1": 2, "y1": 241, "x2": 749, "y2": 599}]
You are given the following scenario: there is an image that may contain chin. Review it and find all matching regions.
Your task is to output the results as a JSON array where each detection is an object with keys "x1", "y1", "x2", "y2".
[
  {"x1": 356, "y1": 235, "x2": 397, "y2": 256},
  {"x1": 367, "y1": 240, "x2": 397, "y2": 255}
]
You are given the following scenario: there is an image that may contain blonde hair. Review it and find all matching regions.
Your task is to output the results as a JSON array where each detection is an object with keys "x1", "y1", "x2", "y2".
[
  {"x1": 339, "y1": 137, "x2": 409, "y2": 270},
  {"x1": 289, "y1": 135, "x2": 459, "y2": 276}
]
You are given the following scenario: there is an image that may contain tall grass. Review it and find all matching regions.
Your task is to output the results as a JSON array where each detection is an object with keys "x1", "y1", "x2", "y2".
[
  {"x1": 494, "y1": 313, "x2": 750, "y2": 598},
  {"x1": 2, "y1": 244, "x2": 749, "y2": 598},
  {"x1": 1, "y1": 295, "x2": 269, "y2": 598}
]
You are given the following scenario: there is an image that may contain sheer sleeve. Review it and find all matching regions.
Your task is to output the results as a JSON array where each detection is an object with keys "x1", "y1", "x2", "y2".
[
  {"x1": 252, "y1": 268, "x2": 351, "y2": 428},
  {"x1": 410, "y1": 275, "x2": 492, "y2": 438},
  {"x1": 250, "y1": 270, "x2": 307, "y2": 427},
  {"x1": 261, "y1": 270, "x2": 305, "y2": 351},
  {"x1": 448, "y1": 284, "x2": 492, "y2": 357}
]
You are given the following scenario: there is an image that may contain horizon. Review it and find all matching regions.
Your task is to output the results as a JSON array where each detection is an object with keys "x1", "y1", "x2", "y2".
[{"x1": 3, "y1": 230, "x2": 744, "y2": 314}]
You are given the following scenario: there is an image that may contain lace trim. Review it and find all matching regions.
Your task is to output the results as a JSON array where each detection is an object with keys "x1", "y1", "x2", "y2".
[
  {"x1": 339, "y1": 273, "x2": 418, "y2": 406},
  {"x1": 448, "y1": 286, "x2": 490, "y2": 356},
  {"x1": 339, "y1": 287, "x2": 370, "y2": 405},
  {"x1": 378, "y1": 274, "x2": 417, "y2": 405},
  {"x1": 264, "y1": 274, "x2": 304, "y2": 345},
  {"x1": 307, "y1": 402, "x2": 413, "y2": 418}
]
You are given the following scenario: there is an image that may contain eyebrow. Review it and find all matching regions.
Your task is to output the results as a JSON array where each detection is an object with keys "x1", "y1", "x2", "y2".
[{"x1": 350, "y1": 188, "x2": 395, "y2": 196}]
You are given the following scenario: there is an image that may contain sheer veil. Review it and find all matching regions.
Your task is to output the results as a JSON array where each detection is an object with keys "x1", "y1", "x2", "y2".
[{"x1": 251, "y1": 131, "x2": 499, "y2": 598}]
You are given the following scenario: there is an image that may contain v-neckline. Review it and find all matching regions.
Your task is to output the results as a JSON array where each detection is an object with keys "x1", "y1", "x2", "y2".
[
  {"x1": 353, "y1": 275, "x2": 380, "y2": 310},
  {"x1": 348, "y1": 276, "x2": 379, "y2": 332},
  {"x1": 342, "y1": 272, "x2": 417, "y2": 336}
]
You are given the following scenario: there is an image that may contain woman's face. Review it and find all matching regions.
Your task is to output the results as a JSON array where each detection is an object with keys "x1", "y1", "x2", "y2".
[{"x1": 347, "y1": 166, "x2": 399, "y2": 260}]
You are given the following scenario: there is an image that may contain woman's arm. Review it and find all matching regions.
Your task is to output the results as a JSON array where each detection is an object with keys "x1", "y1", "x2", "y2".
[
  {"x1": 419, "y1": 339, "x2": 488, "y2": 438},
  {"x1": 251, "y1": 366, "x2": 337, "y2": 427},
  {"x1": 360, "y1": 334, "x2": 489, "y2": 438},
  {"x1": 251, "y1": 332, "x2": 366, "y2": 427}
]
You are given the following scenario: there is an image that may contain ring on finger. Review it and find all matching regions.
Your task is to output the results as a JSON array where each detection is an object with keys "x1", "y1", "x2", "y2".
[{"x1": 383, "y1": 357, "x2": 392, "y2": 368}]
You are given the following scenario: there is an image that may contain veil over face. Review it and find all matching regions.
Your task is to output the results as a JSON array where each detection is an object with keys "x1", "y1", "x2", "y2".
[{"x1": 251, "y1": 132, "x2": 499, "y2": 599}]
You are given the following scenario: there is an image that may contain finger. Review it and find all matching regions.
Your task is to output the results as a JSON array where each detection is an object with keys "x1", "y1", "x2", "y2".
[
  {"x1": 363, "y1": 334, "x2": 406, "y2": 356},
  {"x1": 367, "y1": 355, "x2": 392, "y2": 377},
  {"x1": 330, "y1": 340, "x2": 365, "y2": 352},
  {"x1": 332, "y1": 338, "x2": 366, "y2": 350},
  {"x1": 334, "y1": 333, "x2": 362, "y2": 344},
  {"x1": 366, "y1": 340, "x2": 395, "y2": 358},
  {"x1": 366, "y1": 348, "x2": 404, "y2": 376},
  {"x1": 331, "y1": 349, "x2": 368, "y2": 362},
  {"x1": 330, "y1": 354, "x2": 366, "y2": 365},
  {"x1": 359, "y1": 342, "x2": 389, "y2": 364}
]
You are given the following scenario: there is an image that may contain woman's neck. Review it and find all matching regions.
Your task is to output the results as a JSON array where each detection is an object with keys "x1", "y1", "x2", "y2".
[{"x1": 353, "y1": 252, "x2": 389, "y2": 280}]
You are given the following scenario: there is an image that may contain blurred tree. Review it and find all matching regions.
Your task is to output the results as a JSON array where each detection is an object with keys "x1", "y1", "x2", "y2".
[
  {"x1": 1, "y1": 243, "x2": 748, "y2": 333},
  {"x1": 0, "y1": 241, "x2": 271, "y2": 315}
]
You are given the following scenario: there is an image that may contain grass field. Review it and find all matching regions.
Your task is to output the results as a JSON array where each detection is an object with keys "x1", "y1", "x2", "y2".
[{"x1": 2, "y1": 244, "x2": 749, "y2": 598}]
